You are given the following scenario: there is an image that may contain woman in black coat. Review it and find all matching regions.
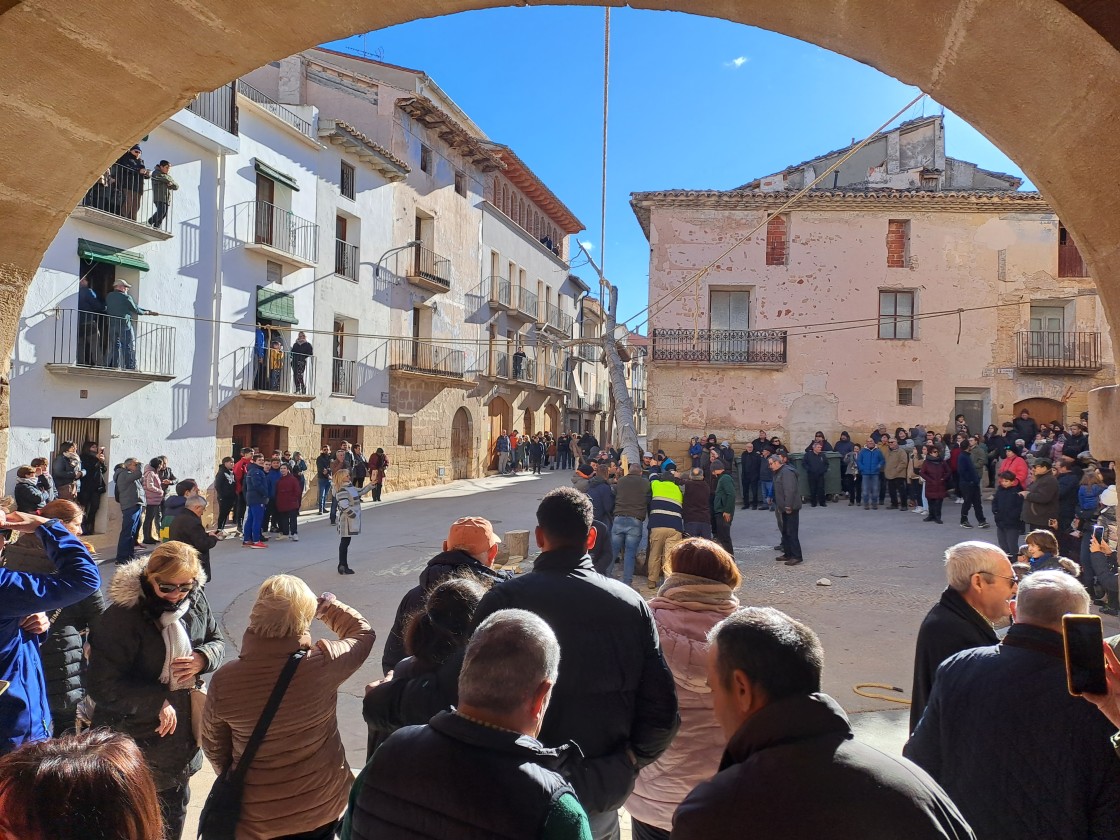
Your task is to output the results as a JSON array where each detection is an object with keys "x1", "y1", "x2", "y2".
[
  {"x1": 87, "y1": 541, "x2": 224, "y2": 840},
  {"x1": 13, "y1": 465, "x2": 49, "y2": 513},
  {"x1": 78, "y1": 440, "x2": 107, "y2": 534}
]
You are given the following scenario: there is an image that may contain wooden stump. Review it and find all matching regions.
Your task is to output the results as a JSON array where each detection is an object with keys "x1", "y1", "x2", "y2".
[{"x1": 504, "y1": 529, "x2": 530, "y2": 562}]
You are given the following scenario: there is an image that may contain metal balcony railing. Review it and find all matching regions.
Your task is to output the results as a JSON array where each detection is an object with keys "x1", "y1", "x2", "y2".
[
  {"x1": 544, "y1": 303, "x2": 574, "y2": 335},
  {"x1": 487, "y1": 276, "x2": 512, "y2": 308},
  {"x1": 388, "y1": 338, "x2": 467, "y2": 379},
  {"x1": 397, "y1": 245, "x2": 452, "y2": 291},
  {"x1": 80, "y1": 163, "x2": 175, "y2": 233},
  {"x1": 510, "y1": 355, "x2": 536, "y2": 384},
  {"x1": 234, "y1": 346, "x2": 315, "y2": 396},
  {"x1": 486, "y1": 348, "x2": 511, "y2": 378},
  {"x1": 332, "y1": 357, "x2": 356, "y2": 396},
  {"x1": 544, "y1": 364, "x2": 565, "y2": 391},
  {"x1": 577, "y1": 342, "x2": 599, "y2": 361},
  {"x1": 1016, "y1": 331, "x2": 1102, "y2": 373},
  {"x1": 514, "y1": 285, "x2": 539, "y2": 320},
  {"x1": 186, "y1": 82, "x2": 238, "y2": 134},
  {"x1": 335, "y1": 239, "x2": 359, "y2": 281},
  {"x1": 51, "y1": 309, "x2": 176, "y2": 377},
  {"x1": 236, "y1": 79, "x2": 314, "y2": 138},
  {"x1": 246, "y1": 200, "x2": 319, "y2": 263},
  {"x1": 651, "y1": 328, "x2": 789, "y2": 365}
]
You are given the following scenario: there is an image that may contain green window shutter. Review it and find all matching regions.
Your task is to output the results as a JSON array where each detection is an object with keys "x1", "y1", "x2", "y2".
[
  {"x1": 256, "y1": 286, "x2": 298, "y2": 324},
  {"x1": 77, "y1": 239, "x2": 150, "y2": 271},
  {"x1": 253, "y1": 159, "x2": 300, "y2": 191}
]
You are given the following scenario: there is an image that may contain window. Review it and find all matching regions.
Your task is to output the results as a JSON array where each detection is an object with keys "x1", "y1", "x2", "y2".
[
  {"x1": 879, "y1": 290, "x2": 915, "y2": 339},
  {"x1": 420, "y1": 144, "x2": 432, "y2": 174},
  {"x1": 454, "y1": 170, "x2": 466, "y2": 197},
  {"x1": 397, "y1": 418, "x2": 413, "y2": 446},
  {"x1": 897, "y1": 380, "x2": 922, "y2": 406},
  {"x1": 266, "y1": 260, "x2": 283, "y2": 285},
  {"x1": 709, "y1": 291, "x2": 750, "y2": 331},
  {"x1": 1058, "y1": 224, "x2": 1088, "y2": 277},
  {"x1": 340, "y1": 161, "x2": 355, "y2": 200},
  {"x1": 887, "y1": 220, "x2": 910, "y2": 268},
  {"x1": 765, "y1": 215, "x2": 788, "y2": 266}
]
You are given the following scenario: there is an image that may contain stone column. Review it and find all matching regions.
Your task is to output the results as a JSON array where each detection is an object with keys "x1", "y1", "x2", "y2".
[{"x1": 1089, "y1": 385, "x2": 1120, "y2": 460}]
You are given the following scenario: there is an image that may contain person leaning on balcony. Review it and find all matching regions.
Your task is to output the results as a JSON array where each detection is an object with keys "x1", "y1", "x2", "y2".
[
  {"x1": 105, "y1": 279, "x2": 157, "y2": 371},
  {"x1": 147, "y1": 160, "x2": 178, "y2": 229},
  {"x1": 77, "y1": 276, "x2": 106, "y2": 366},
  {"x1": 112, "y1": 144, "x2": 149, "y2": 221},
  {"x1": 291, "y1": 331, "x2": 313, "y2": 394},
  {"x1": 267, "y1": 339, "x2": 284, "y2": 390}
]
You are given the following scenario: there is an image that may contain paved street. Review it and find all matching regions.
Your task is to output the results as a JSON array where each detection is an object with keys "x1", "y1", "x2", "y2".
[{"x1": 145, "y1": 469, "x2": 1118, "y2": 835}]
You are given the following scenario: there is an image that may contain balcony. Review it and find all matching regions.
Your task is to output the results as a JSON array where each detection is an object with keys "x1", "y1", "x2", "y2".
[
  {"x1": 236, "y1": 79, "x2": 316, "y2": 141},
  {"x1": 388, "y1": 338, "x2": 471, "y2": 383},
  {"x1": 511, "y1": 285, "x2": 540, "y2": 322},
  {"x1": 232, "y1": 347, "x2": 314, "y2": 402},
  {"x1": 542, "y1": 364, "x2": 567, "y2": 393},
  {"x1": 45, "y1": 309, "x2": 176, "y2": 382},
  {"x1": 651, "y1": 328, "x2": 789, "y2": 367},
  {"x1": 332, "y1": 357, "x2": 356, "y2": 396},
  {"x1": 487, "y1": 276, "x2": 513, "y2": 310},
  {"x1": 72, "y1": 164, "x2": 174, "y2": 242},
  {"x1": 511, "y1": 355, "x2": 536, "y2": 386},
  {"x1": 577, "y1": 341, "x2": 599, "y2": 362},
  {"x1": 335, "y1": 239, "x2": 359, "y2": 281},
  {"x1": 186, "y1": 82, "x2": 238, "y2": 134},
  {"x1": 479, "y1": 347, "x2": 511, "y2": 380},
  {"x1": 1015, "y1": 331, "x2": 1103, "y2": 374},
  {"x1": 397, "y1": 245, "x2": 452, "y2": 293},
  {"x1": 240, "y1": 200, "x2": 319, "y2": 268},
  {"x1": 543, "y1": 303, "x2": 574, "y2": 336}
]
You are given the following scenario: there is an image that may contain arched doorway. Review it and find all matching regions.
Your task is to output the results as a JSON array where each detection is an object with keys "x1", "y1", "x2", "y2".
[
  {"x1": 450, "y1": 407, "x2": 472, "y2": 480},
  {"x1": 544, "y1": 404, "x2": 560, "y2": 435},
  {"x1": 522, "y1": 409, "x2": 535, "y2": 438},
  {"x1": 1014, "y1": 397, "x2": 1066, "y2": 428},
  {"x1": 487, "y1": 396, "x2": 511, "y2": 471}
]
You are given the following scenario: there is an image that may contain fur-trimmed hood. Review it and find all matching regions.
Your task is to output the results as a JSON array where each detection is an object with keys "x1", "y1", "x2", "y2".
[{"x1": 107, "y1": 557, "x2": 208, "y2": 609}]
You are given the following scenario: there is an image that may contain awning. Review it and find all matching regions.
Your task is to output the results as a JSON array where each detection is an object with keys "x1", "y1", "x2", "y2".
[
  {"x1": 254, "y1": 159, "x2": 300, "y2": 191},
  {"x1": 77, "y1": 239, "x2": 149, "y2": 271},
  {"x1": 256, "y1": 286, "x2": 298, "y2": 325}
]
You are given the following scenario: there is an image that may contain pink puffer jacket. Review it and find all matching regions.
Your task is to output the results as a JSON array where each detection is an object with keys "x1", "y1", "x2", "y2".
[
  {"x1": 625, "y1": 575, "x2": 739, "y2": 831},
  {"x1": 141, "y1": 465, "x2": 164, "y2": 506}
]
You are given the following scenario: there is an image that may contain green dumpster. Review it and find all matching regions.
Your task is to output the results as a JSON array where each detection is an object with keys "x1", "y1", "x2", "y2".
[{"x1": 788, "y1": 451, "x2": 843, "y2": 501}]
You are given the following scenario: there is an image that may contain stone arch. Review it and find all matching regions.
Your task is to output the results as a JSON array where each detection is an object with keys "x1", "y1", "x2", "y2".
[
  {"x1": 544, "y1": 404, "x2": 560, "y2": 434},
  {"x1": 450, "y1": 406, "x2": 473, "y2": 480},
  {"x1": 3, "y1": 2, "x2": 1120, "y2": 461},
  {"x1": 487, "y1": 396, "x2": 511, "y2": 470}
]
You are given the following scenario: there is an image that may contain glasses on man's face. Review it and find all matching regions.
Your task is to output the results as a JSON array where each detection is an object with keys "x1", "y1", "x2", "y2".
[
  {"x1": 979, "y1": 571, "x2": 1020, "y2": 586},
  {"x1": 157, "y1": 581, "x2": 195, "y2": 594}
]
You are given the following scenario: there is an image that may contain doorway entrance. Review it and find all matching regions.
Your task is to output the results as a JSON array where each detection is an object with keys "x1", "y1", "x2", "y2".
[
  {"x1": 1013, "y1": 398, "x2": 1066, "y2": 428},
  {"x1": 321, "y1": 425, "x2": 361, "y2": 454},
  {"x1": 487, "y1": 397, "x2": 511, "y2": 470},
  {"x1": 232, "y1": 423, "x2": 287, "y2": 458},
  {"x1": 953, "y1": 388, "x2": 989, "y2": 438},
  {"x1": 451, "y1": 407, "x2": 472, "y2": 480},
  {"x1": 544, "y1": 404, "x2": 559, "y2": 435}
]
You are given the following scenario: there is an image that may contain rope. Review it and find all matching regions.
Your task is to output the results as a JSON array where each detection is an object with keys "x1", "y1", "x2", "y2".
[
  {"x1": 600, "y1": 7, "x2": 610, "y2": 282},
  {"x1": 622, "y1": 90, "x2": 928, "y2": 334},
  {"x1": 853, "y1": 683, "x2": 912, "y2": 705}
]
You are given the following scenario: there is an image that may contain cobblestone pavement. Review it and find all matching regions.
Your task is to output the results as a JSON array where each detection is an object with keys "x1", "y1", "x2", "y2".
[{"x1": 164, "y1": 471, "x2": 1118, "y2": 835}]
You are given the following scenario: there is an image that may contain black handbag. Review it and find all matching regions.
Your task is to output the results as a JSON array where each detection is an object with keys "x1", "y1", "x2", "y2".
[{"x1": 197, "y1": 650, "x2": 305, "y2": 840}]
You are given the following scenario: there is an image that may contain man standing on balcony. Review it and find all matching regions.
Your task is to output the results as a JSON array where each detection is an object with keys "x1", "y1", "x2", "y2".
[
  {"x1": 146, "y1": 160, "x2": 178, "y2": 229},
  {"x1": 291, "y1": 331, "x2": 313, "y2": 394},
  {"x1": 77, "y1": 276, "x2": 106, "y2": 366},
  {"x1": 267, "y1": 339, "x2": 284, "y2": 391},
  {"x1": 113, "y1": 144, "x2": 149, "y2": 221},
  {"x1": 105, "y1": 279, "x2": 157, "y2": 371},
  {"x1": 512, "y1": 345, "x2": 527, "y2": 380}
]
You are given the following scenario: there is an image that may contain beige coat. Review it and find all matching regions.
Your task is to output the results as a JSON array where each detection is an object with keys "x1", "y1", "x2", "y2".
[{"x1": 201, "y1": 601, "x2": 375, "y2": 839}]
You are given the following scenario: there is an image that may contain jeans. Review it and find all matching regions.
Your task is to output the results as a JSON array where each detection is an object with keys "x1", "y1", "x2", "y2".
[
  {"x1": 760, "y1": 479, "x2": 774, "y2": 506},
  {"x1": 115, "y1": 504, "x2": 143, "y2": 563},
  {"x1": 612, "y1": 516, "x2": 644, "y2": 584},
  {"x1": 148, "y1": 200, "x2": 169, "y2": 228},
  {"x1": 143, "y1": 503, "x2": 162, "y2": 542},
  {"x1": 279, "y1": 511, "x2": 298, "y2": 535},
  {"x1": 780, "y1": 508, "x2": 803, "y2": 559},
  {"x1": 647, "y1": 527, "x2": 682, "y2": 586},
  {"x1": 860, "y1": 473, "x2": 881, "y2": 506},
  {"x1": 684, "y1": 521, "x2": 713, "y2": 540},
  {"x1": 108, "y1": 323, "x2": 136, "y2": 369},
  {"x1": 317, "y1": 477, "x2": 331, "y2": 513},
  {"x1": 960, "y1": 483, "x2": 986, "y2": 523},
  {"x1": 807, "y1": 473, "x2": 826, "y2": 506},
  {"x1": 243, "y1": 503, "x2": 265, "y2": 543},
  {"x1": 157, "y1": 782, "x2": 190, "y2": 840},
  {"x1": 997, "y1": 525, "x2": 1021, "y2": 557},
  {"x1": 587, "y1": 810, "x2": 620, "y2": 840}
]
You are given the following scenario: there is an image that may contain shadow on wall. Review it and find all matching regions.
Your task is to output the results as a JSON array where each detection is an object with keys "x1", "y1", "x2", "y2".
[{"x1": 787, "y1": 392, "x2": 840, "y2": 451}]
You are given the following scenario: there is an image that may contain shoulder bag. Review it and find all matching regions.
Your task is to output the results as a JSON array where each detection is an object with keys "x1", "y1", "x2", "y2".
[{"x1": 197, "y1": 650, "x2": 305, "y2": 840}]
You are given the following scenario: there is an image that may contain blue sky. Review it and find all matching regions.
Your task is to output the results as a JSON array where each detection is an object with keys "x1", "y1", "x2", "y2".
[{"x1": 327, "y1": 6, "x2": 1032, "y2": 329}]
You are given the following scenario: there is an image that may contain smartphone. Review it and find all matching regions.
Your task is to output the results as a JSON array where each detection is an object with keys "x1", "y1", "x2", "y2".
[
  {"x1": 1093, "y1": 524, "x2": 1106, "y2": 543},
  {"x1": 1063, "y1": 614, "x2": 1107, "y2": 696}
]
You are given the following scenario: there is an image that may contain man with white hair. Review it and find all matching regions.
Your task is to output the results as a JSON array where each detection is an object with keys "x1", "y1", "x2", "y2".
[
  {"x1": 908, "y1": 541, "x2": 1013, "y2": 732},
  {"x1": 167, "y1": 494, "x2": 218, "y2": 581},
  {"x1": 345, "y1": 609, "x2": 592, "y2": 839},
  {"x1": 905, "y1": 571, "x2": 1120, "y2": 839}
]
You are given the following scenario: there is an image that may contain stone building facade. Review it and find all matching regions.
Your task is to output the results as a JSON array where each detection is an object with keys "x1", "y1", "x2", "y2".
[{"x1": 632, "y1": 117, "x2": 1115, "y2": 460}]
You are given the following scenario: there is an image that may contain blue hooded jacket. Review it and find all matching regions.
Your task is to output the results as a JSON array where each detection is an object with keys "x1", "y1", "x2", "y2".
[
  {"x1": 265, "y1": 467, "x2": 282, "y2": 500},
  {"x1": 0, "y1": 520, "x2": 100, "y2": 753},
  {"x1": 243, "y1": 463, "x2": 269, "y2": 505},
  {"x1": 856, "y1": 446, "x2": 885, "y2": 476}
]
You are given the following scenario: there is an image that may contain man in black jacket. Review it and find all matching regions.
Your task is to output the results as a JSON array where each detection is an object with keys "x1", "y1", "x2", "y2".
[
  {"x1": 1021, "y1": 458, "x2": 1059, "y2": 531},
  {"x1": 905, "y1": 571, "x2": 1120, "y2": 839},
  {"x1": 803, "y1": 442, "x2": 829, "y2": 508},
  {"x1": 674, "y1": 608, "x2": 973, "y2": 840},
  {"x1": 168, "y1": 496, "x2": 219, "y2": 581},
  {"x1": 1012, "y1": 408, "x2": 1039, "y2": 444},
  {"x1": 382, "y1": 517, "x2": 508, "y2": 674},
  {"x1": 739, "y1": 442, "x2": 762, "y2": 510},
  {"x1": 472, "y1": 487, "x2": 679, "y2": 839},
  {"x1": 909, "y1": 541, "x2": 1014, "y2": 732}
]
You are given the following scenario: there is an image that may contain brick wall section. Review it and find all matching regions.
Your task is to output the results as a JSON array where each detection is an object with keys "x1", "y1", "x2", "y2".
[
  {"x1": 887, "y1": 219, "x2": 908, "y2": 267},
  {"x1": 765, "y1": 215, "x2": 788, "y2": 266}
]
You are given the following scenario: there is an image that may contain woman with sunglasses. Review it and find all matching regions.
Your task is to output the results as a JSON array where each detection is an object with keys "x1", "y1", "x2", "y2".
[{"x1": 87, "y1": 540, "x2": 225, "y2": 840}]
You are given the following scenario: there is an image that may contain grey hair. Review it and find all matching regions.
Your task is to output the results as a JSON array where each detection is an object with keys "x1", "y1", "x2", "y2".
[
  {"x1": 767, "y1": 454, "x2": 782, "y2": 464},
  {"x1": 185, "y1": 495, "x2": 207, "y2": 511},
  {"x1": 458, "y1": 609, "x2": 559, "y2": 715},
  {"x1": 1015, "y1": 570, "x2": 1091, "y2": 628},
  {"x1": 944, "y1": 541, "x2": 1010, "y2": 591}
]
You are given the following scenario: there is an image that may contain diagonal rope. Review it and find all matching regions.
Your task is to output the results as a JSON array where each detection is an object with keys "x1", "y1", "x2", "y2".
[{"x1": 599, "y1": 7, "x2": 610, "y2": 290}]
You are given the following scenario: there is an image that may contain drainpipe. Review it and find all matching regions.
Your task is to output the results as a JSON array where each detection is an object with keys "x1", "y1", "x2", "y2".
[{"x1": 208, "y1": 150, "x2": 228, "y2": 421}]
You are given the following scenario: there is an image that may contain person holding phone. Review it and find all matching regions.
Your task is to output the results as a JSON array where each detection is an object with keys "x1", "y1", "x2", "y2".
[
  {"x1": 905, "y1": 571, "x2": 1120, "y2": 840},
  {"x1": 1089, "y1": 528, "x2": 1118, "y2": 616}
]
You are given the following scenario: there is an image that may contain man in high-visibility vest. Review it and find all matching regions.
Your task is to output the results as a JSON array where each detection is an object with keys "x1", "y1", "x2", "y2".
[{"x1": 648, "y1": 471, "x2": 685, "y2": 589}]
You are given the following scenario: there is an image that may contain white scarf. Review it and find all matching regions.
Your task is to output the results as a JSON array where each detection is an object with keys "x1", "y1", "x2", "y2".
[{"x1": 158, "y1": 596, "x2": 194, "y2": 690}]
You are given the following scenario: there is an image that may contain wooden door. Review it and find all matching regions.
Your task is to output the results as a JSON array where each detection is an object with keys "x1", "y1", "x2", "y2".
[
  {"x1": 487, "y1": 398, "x2": 510, "y2": 470},
  {"x1": 451, "y1": 407, "x2": 472, "y2": 480},
  {"x1": 1013, "y1": 398, "x2": 1065, "y2": 428},
  {"x1": 255, "y1": 175, "x2": 275, "y2": 245}
]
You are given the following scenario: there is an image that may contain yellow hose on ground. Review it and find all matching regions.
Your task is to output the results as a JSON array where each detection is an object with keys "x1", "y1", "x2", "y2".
[{"x1": 853, "y1": 683, "x2": 912, "y2": 705}]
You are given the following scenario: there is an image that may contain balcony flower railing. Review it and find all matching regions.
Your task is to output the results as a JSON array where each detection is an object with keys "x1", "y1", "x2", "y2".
[
  {"x1": 651, "y1": 328, "x2": 789, "y2": 365},
  {"x1": 397, "y1": 245, "x2": 452, "y2": 291},
  {"x1": 388, "y1": 338, "x2": 467, "y2": 379}
]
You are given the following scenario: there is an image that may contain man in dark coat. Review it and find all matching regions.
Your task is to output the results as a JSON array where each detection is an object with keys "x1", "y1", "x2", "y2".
[
  {"x1": 167, "y1": 496, "x2": 219, "y2": 581},
  {"x1": 803, "y1": 442, "x2": 829, "y2": 508},
  {"x1": 472, "y1": 487, "x2": 679, "y2": 839},
  {"x1": 905, "y1": 571, "x2": 1120, "y2": 840},
  {"x1": 674, "y1": 607, "x2": 974, "y2": 840},
  {"x1": 381, "y1": 517, "x2": 508, "y2": 674},
  {"x1": 909, "y1": 541, "x2": 1013, "y2": 732},
  {"x1": 1012, "y1": 408, "x2": 1039, "y2": 444},
  {"x1": 585, "y1": 464, "x2": 615, "y2": 529},
  {"x1": 1021, "y1": 458, "x2": 1059, "y2": 531},
  {"x1": 738, "y1": 442, "x2": 762, "y2": 510}
]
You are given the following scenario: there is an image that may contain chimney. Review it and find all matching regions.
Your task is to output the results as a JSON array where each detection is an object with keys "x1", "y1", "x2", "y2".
[{"x1": 277, "y1": 56, "x2": 303, "y2": 105}]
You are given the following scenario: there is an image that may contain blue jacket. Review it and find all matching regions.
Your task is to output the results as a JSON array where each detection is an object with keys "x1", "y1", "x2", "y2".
[
  {"x1": 265, "y1": 468, "x2": 282, "y2": 499},
  {"x1": 856, "y1": 446, "x2": 885, "y2": 476},
  {"x1": 586, "y1": 477, "x2": 615, "y2": 524},
  {"x1": 0, "y1": 521, "x2": 100, "y2": 753},
  {"x1": 1078, "y1": 484, "x2": 1105, "y2": 516},
  {"x1": 243, "y1": 463, "x2": 269, "y2": 505},
  {"x1": 495, "y1": 435, "x2": 510, "y2": 454},
  {"x1": 956, "y1": 453, "x2": 979, "y2": 487}
]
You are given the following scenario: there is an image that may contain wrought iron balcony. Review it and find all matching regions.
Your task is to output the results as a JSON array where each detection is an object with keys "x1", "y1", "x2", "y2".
[
  {"x1": 388, "y1": 338, "x2": 469, "y2": 381},
  {"x1": 1015, "y1": 331, "x2": 1102, "y2": 373},
  {"x1": 45, "y1": 309, "x2": 176, "y2": 381},
  {"x1": 544, "y1": 303, "x2": 574, "y2": 336},
  {"x1": 74, "y1": 162, "x2": 175, "y2": 239},
  {"x1": 543, "y1": 364, "x2": 566, "y2": 392},
  {"x1": 236, "y1": 79, "x2": 314, "y2": 139},
  {"x1": 480, "y1": 347, "x2": 511, "y2": 379},
  {"x1": 397, "y1": 245, "x2": 452, "y2": 293},
  {"x1": 332, "y1": 357, "x2": 356, "y2": 396},
  {"x1": 239, "y1": 200, "x2": 319, "y2": 266},
  {"x1": 651, "y1": 328, "x2": 788, "y2": 366},
  {"x1": 487, "y1": 276, "x2": 513, "y2": 310},
  {"x1": 512, "y1": 285, "x2": 539, "y2": 321},
  {"x1": 577, "y1": 341, "x2": 599, "y2": 362},
  {"x1": 335, "y1": 239, "x2": 359, "y2": 281},
  {"x1": 186, "y1": 82, "x2": 238, "y2": 134},
  {"x1": 233, "y1": 346, "x2": 314, "y2": 400}
]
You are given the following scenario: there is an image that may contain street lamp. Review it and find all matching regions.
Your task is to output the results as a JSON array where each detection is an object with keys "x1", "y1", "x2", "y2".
[{"x1": 374, "y1": 240, "x2": 421, "y2": 284}]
